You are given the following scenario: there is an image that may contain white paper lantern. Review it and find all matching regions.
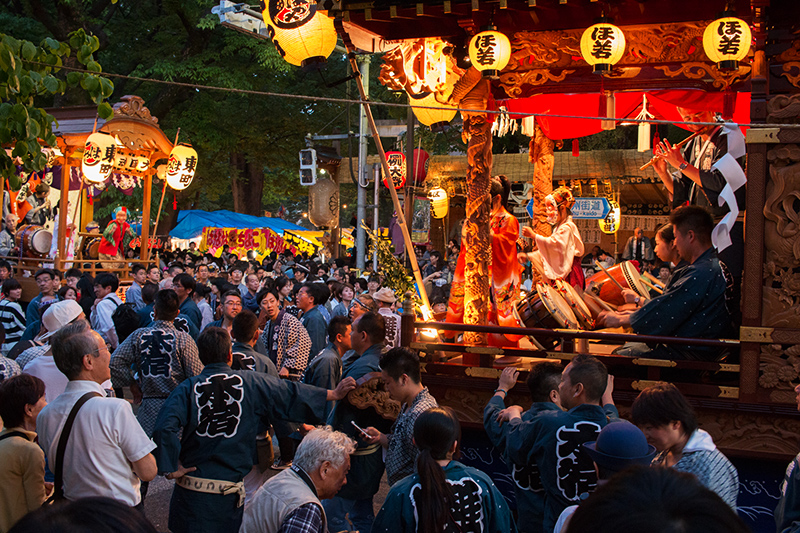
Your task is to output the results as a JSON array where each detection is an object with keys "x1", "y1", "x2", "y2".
[
  {"x1": 411, "y1": 93, "x2": 458, "y2": 132},
  {"x1": 166, "y1": 143, "x2": 198, "y2": 191},
  {"x1": 428, "y1": 187, "x2": 448, "y2": 219},
  {"x1": 703, "y1": 17, "x2": 752, "y2": 71},
  {"x1": 308, "y1": 176, "x2": 339, "y2": 229},
  {"x1": 580, "y1": 23, "x2": 626, "y2": 74},
  {"x1": 468, "y1": 29, "x2": 511, "y2": 79},
  {"x1": 599, "y1": 200, "x2": 621, "y2": 234},
  {"x1": 81, "y1": 132, "x2": 117, "y2": 184}
]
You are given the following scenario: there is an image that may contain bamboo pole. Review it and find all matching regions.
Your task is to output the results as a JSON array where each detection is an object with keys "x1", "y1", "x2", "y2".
[
  {"x1": 335, "y1": 22, "x2": 432, "y2": 314},
  {"x1": 147, "y1": 130, "x2": 179, "y2": 262}
]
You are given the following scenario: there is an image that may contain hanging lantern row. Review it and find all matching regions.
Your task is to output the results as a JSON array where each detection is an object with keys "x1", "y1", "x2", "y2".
[
  {"x1": 261, "y1": 0, "x2": 337, "y2": 68},
  {"x1": 428, "y1": 187, "x2": 448, "y2": 219},
  {"x1": 468, "y1": 27, "x2": 511, "y2": 79}
]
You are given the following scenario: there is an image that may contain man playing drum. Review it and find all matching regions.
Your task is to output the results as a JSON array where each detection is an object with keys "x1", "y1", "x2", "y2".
[{"x1": 518, "y1": 186, "x2": 585, "y2": 289}]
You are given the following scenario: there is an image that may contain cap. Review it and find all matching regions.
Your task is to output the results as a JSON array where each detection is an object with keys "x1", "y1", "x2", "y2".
[
  {"x1": 373, "y1": 287, "x2": 397, "y2": 304},
  {"x1": 583, "y1": 420, "x2": 656, "y2": 473},
  {"x1": 36, "y1": 300, "x2": 84, "y2": 342}
]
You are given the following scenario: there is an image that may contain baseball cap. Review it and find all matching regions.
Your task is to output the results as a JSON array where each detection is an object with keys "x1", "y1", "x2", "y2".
[{"x1": 36, "y1": 300, "x2": 84, "y2": 342}]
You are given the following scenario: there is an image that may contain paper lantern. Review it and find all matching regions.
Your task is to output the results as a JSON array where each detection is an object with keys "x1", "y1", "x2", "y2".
[
  {"x1": 382, "y1": 151, "x2": 407, "y2": 190},
  {"x1": 411, "y1": 93, "x2": 458, "y2": 132},
  {"x1": 412, "y1": 149, "x2": 430, "y2": 186},
  {"x1": 598, "y1": 200, "x2": 621, "y2": 234},
  {"x1": 308, "y1": 176, "x2": 339, "y2": 229},
  {"x1": 580, "y1": 22, "x2": 626, "y2": 74},
  {"x1": 468, "y1": 29, "x2": 511, "y2": 78},
  {"x1": 428, "y1": 187, "x2": 448, "y2": 219},
  {"x1": 262, "y1": 0, "x2": 337, "y2": 68},
  {"x1": 81, "y1": 132, "x2": 117, "y2": 184},
  {"x1": 166, "y1": 143, "x2": 198, "y2": 191},
  {"x1": 703, "y1": 17, "x2": 752, "y2": 71}
]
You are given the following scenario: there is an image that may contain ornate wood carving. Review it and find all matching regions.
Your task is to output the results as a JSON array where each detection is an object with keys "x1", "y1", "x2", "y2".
[
  {"x1": 528, "y1": 121, "x2": 553, "y2": 286},
  {"x1": 777, "y1": 40, "x2": 800, "y2": 90},
  {"x1": 347, "y1": 372, "x2": 402, "y2": 420},
  {"x1": 653, "y1": 63, "x2": 750, "y2": 90},
  {"x1": 112, "y1": 95, "x2": 159, "y2": 125},
  {"x1": 696, "y1": 409, "x2": 800, "y2": 457}
]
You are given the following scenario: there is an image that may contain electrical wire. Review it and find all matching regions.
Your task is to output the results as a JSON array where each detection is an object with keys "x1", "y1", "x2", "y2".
[{"x1": 22, "y1": 59, "x2": 800, "y2": 129}]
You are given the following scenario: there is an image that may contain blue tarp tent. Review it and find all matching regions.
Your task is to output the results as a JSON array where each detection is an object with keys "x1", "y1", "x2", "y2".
[{"x1": 169, "y1": 210, "x2": 307, "y2": 240}]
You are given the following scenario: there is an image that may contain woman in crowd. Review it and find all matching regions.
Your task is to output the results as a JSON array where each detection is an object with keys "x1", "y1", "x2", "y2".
[
  {"x1": 0, "y1": 374, "x2": 49, "y2": 532},
  {"x1": 373, "y1": 407, "x2": 515, "y2": 533},
  {"x1": 367, "y1": 274, "x2": 381, "y2": 296},
  {"x1": 275, "y1": 276, "x2": 293, "y2": 308},
  {"x1": 654, "y1": 224, "x2": 684, "y2": 281},
  {"x1": 0, "y1": 278, "x2": 25, "y2": 355},
  {"x1": 354, "y1": 278, "x2": 368, "y2": 295},
  {"x1": 192, "y1": 284, "x2": 214, "y2": 331},
  {"x1": 631, "y1": 383, "x2": 739, "y2": 509},
  {"x1": 332, "y1": 282, "x2": 354, "y2": 318},
  {"x1": 57, "y1": 285, "x2": 78, "y2": 302}
]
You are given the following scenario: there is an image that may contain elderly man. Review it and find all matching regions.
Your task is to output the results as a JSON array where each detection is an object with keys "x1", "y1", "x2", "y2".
[
  {"x1": 0, "y1": 213, "x2": 18, "y2": 257},
  {"x1": 240, "y1": 427, "x2": 355, "y2": 533},
  {"x1": 621, "y1": 227, "x2": 654, "y2": 265},
  {"x1": 152, "y1": 327, "x2": 356, "y2": 533},
  {"x1": 36, "y1": 320, "x2": 157, "y2": 507}
]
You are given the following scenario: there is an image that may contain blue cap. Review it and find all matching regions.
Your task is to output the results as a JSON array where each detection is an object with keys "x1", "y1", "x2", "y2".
[{"x1": 583, "y1": 420, "x2": 656, "y2": 473}]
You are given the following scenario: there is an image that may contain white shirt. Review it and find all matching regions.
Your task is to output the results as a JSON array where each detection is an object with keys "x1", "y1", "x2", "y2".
[
  {"x1": 36, "y1": 380, "x2": 155, "y2": 506},
  {"x1": 91, "y1": 293, "x2": 122, "y2": 349},
  {"x1": 197, "y1": 299, "x2": 214, "y2": 331},
  {"x1": 533, "y1": 216, "x2": 585, "y2": 280},
  {"x1": 23, "y1": 355, "x2": 112, "y2": 403}
]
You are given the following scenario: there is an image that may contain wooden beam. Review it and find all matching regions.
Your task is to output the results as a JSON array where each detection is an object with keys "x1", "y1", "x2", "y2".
[{"x1": 56, "y1": 162, "x2": 70, "y2": 272}]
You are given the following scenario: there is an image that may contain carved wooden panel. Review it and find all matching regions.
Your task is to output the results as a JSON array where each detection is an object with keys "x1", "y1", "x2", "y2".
[{"x1": 347, "y1": 373, "x2": 402, "y2": 420}]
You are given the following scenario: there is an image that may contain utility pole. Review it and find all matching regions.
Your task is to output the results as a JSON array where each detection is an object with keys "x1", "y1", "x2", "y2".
[{"x1": 355, "y1": 55, "x2": 370, "y2": 271}]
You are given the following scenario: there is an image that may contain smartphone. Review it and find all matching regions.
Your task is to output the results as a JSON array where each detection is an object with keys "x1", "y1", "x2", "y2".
[{"x1": 351, "y1": 420, "x2": 370, "y2": 438}]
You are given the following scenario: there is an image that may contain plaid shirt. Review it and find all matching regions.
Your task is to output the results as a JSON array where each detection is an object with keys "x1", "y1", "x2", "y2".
[
  {"x1": 279, "y1": 503, "x2": 324, "y2": 533},
  {"x1": 15, "y1": 344, "x2": 50, "y2": 370},
  {"x1": 386, "y1": 387, "x2": 438, "y2": 485}
]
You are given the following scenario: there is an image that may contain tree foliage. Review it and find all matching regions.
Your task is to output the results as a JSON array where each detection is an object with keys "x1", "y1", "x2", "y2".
[{"x1": 0, "y1": 29, "x2": 113, "y2": 180}]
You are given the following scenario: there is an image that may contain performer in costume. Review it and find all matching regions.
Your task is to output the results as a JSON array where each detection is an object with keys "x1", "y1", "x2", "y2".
[
  {"x1": 98, "y1": 206, "x2": 136, "y2": 269},
  {"x1": 446, "y1": 175, "x2": 522, "y2": 346},
  {"x1": 519, "y1": 186, "x2": 585, "y2": 288}
]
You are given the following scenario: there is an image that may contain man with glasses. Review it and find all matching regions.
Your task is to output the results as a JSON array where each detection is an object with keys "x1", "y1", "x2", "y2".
[
  {"x1": 349, "y1": 294, "x2": 377, "y2": 322},
  {"x1": 204, "y1": 291, "x2": 242, "y2": 334}
]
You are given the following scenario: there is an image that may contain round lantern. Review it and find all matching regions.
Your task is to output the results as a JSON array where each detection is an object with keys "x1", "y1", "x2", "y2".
[
  {"x1": 468, "y1": 28, "x2": 511, "y2": 78},
  {"x1": 308, "y1": 176, "x2": 339, "y2": 229},
  {"x1": 262, "y1": 0, "x2": 337, "y2": 68},
  {"x1": 411, "y1": 93, "x2": 458, "y2": 132},
  {"x1": 382, "y1": 151, "x2": 407, "y2": 190},
  {"x1": 412, "y1": 148, "x2": 430, "y2": 186},
  {"x1": 428, "y1": 187, "x2": 448, "y2": 219},
  {"x1": 580, "y1": 22, "x2": 626, "y2": 74},
  {"x1": 81, "y1": 131, "x2": 117, "y2": 184},
  {"x1": 598, "y1": 200, "x2": 621, "y2": 234},
  {"x1": 166, "y1": 143, "x2": 198, "y2": 191},
  {"x1": 703, "y1": 16, "x2": 752, "y2": 71}
]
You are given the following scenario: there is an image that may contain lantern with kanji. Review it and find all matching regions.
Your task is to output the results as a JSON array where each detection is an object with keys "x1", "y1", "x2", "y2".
[
  {"x1": 598, "y1": 200, "x2": 621, "y2": 234},
  {"x1": 81, "y1": 131, "x2": 117, "y2": 184},
  {"x1": 411, "y1": 149, "x2": 430, "y2": 186},
  {"x1": 580, "y1": 22, "x2": 626, "y2": 74},
  {"x1": 468, "y1": 28, "x2": 511, "y2": 78},
  {"x1": 382, "y1": 151, "x2": 407, "y2": 190},
  {"x1": 166, "y1": 143, "x2": 198, "y2": 191},
  {"x1": 410, "y1": 93, "x2": 458, "y2": 132},
  {"x1": 308, "y1": 176, "x2": 339, "y2": 229},
  {"x1": 428, "y1": 187, "x2": 448, "y2": 219},
  {"x1": 262, "y1": 0, "x2": 338, "y2": 68},
  {"x1": 703, "y1": 16, "x2": 752, "y2": 71}
]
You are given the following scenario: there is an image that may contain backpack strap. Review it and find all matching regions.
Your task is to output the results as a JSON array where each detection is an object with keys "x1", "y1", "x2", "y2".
[
  {"x1": 0, "y1": 431, "x2": 28, "y2": 443},
  {"x1": 51, "y1": 391, "x2": 102, "y2": 502}
]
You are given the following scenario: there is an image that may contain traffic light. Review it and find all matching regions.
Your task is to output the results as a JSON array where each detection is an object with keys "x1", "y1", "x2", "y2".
[{"x1": 299, "y1": 148, "x2": 317, "y2": 186}]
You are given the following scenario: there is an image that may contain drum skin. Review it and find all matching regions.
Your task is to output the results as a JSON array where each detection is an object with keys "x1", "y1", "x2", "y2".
[
  {"x1": 555, "y1": 280, "x2": 594, "y2": 330},
  {"x1": 512, "y1": 284, "x2": 578, "y2": 349},
  {"x1": 82, "y1": 237, "x2": 102, "y2": 259},
  {"x1": 585, "y1": 261, "x2": 648, "y2": 306},
  {"x1": 17, "y1": 225, "x2": 52, "y2": 258}
]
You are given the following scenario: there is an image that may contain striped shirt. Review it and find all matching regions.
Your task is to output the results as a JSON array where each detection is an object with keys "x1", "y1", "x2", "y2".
[{"x1": 0, "y1": 299, "x2": 25, "y2": 356}]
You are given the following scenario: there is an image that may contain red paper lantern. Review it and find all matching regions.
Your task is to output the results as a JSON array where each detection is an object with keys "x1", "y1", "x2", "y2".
[
  {"x1": 382, "y1": 151, "x2": 407, "y2": 190},
  {"x1": 411, "y1": 149, "x2": 429, "y2": 186}
]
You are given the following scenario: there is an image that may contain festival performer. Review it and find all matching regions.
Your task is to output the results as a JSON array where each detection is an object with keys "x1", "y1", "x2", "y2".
[
  {"x1": 446, "y1": 175, "x2": 522, "y2": 346},
  {"x1": 652, "y1": 105, "x2": 746, "y2": 315},
  {"x1": 518, "y1": 186, "x2": 585, "y2": 288},
  {"x1": 98, "y1": 206, "x2": 136, "y2": 269}
]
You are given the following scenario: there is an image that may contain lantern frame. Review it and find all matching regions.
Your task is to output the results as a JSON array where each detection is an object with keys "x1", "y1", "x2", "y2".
[
  {"x1": 580, "y1": 21, "x2": 626, "y2": 75},
  {"x1": 468, "y1": 27, "x2": 511, "y2": 79},
  {"x1": 702, "y1": 16, "x2": 752, "y2": 71}
]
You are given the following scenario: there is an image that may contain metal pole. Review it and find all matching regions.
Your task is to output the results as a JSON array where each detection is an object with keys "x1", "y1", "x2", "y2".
[
  {"x1": 373, "y1": 163, "x2": 379, "y2": 270},
  {"x1": 355, "y1": 56, "x2": 370, "y2": 271}
]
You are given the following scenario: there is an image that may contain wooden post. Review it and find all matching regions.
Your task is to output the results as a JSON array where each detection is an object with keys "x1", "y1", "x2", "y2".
[
  {"x1": 80, "y1": 188, "x2": 94, "y2": 230},
  {"x1": 401, "y1": 291, "x2": 416, "y2": 347},
  {"x1": 141, "y1": 173, "x2": 152, "y2": 262},
  {"x1": 56, "y1": 162, "x2": 71, "y2": 271}
]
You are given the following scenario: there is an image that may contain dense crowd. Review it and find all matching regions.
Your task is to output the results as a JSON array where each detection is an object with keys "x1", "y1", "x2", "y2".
[{"x1": 0, "y1": 243, "x2": 794, "y2": 533}]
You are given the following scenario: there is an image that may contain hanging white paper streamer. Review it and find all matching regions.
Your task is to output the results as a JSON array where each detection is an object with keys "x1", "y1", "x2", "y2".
[
  {"x1": 711, "y1": 123, "x2": 747, "y2": 252},
  {"x1": 636, "y1": 95, "x2": 654, "y2": 152}
]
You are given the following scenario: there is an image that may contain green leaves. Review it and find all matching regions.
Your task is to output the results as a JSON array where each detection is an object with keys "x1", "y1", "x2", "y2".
[{"x1": 0, "y1": 31, "x2": 115, "y2": 181}]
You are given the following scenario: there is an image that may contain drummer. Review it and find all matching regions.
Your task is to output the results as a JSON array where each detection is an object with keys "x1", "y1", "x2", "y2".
[
  {"x1": 518, "y1": 186, "x2": 585, "y2": 288},
  {"x1": 596, "y1": 206, "x2": 732, "y2": 361}
]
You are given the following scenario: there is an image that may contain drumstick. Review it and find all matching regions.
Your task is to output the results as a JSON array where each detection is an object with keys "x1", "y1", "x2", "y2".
[
  {"x1": 639, "y1": 130, "x2": 702, "y2": 171},
  {"x1": 585, "y1": 291, "x2": 615, "y2": 312},
  {"x1": 594, "y1": 260, "x2": 626, "y2": 293},
  {"x1": 643, "y1": 271, "x2": 663, "y2": 287},
  {"x1": 639, "y1": 277, "x2": 664, "y2": 294}
]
